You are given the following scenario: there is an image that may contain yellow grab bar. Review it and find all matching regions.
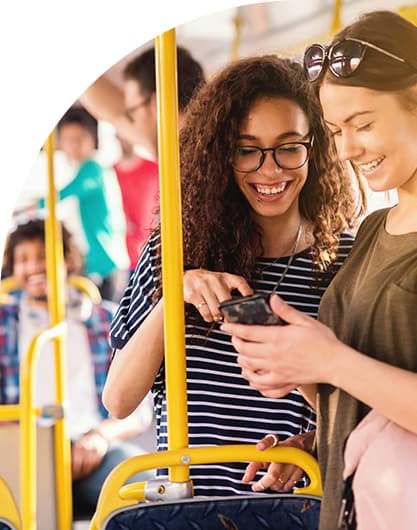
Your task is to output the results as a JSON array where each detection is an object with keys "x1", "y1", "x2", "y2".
[
  {"x1": 0, "y1": 275, "x2": 102, "y2": 305},
  {"x1": 155, "y1": 30, "x2": 189, "y2": 483},
  {"x1": 44, "y1": 132, "x2": 72, "y2": 530},
  {"x1": 90, "y1": 444, "x2": 322, "y2": 530},
  {"x1": 20, "y1": 322, "x2": 67, "y2": 530},
  {"x1": 68, "y1": 275, "x2": 102, "y2": 304},
  {"x1": 0, "y1": 405, "x2": 41, "y2": 422},
  {"x1": 330, "y1": 0, "x2": 343, "y2": 34}
]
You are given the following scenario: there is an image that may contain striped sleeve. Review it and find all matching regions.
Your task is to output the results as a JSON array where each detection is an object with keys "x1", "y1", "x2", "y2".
[{"x1": 110, "y1": 233, "x2": 160, "y2": 350}]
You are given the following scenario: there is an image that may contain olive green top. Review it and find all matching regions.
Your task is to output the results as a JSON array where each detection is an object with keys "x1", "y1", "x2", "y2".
[{"x1": 317, "y1": 207, "x2": 417, "y2": 529}]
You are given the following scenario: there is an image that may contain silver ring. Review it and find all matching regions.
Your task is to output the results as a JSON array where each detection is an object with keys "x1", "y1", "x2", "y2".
[
  {"x1": 197, "y1": 300, "x2": 207, "y2": 309},
  {"x1": 259, "y1": 476, "x2": 267, "y2": 490},
  {"x1": 265, "y1": 433, "x2": 279, "y2": 448}
]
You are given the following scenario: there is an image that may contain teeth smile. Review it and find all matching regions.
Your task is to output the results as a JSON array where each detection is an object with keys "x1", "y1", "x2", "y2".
[
  {"x1": 358, "y1": 156, "x2": 384, "y2": 172},
  {"x1": 254, "y1": 182, "x2": 287, "y2": 195}
]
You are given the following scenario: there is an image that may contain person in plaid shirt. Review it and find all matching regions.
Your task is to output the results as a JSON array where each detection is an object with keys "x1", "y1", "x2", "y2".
[{"x1": 0, "y1": 218, "x2": 154, "y2": 516}]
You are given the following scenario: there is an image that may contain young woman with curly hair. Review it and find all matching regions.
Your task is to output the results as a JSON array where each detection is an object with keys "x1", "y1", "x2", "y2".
[{"x1": 104, "y1": 55, "x2": 363, "y2": 498}]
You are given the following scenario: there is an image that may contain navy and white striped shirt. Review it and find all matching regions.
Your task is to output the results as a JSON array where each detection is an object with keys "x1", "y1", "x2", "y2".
[{"x1": 110, "y1": 232, "x2": 354, "y2": 496}]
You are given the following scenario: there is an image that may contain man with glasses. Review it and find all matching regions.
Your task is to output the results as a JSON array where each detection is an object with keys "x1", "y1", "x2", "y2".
[{"x1": 81, "y1": 46, "x2": 205, "y2": 273}]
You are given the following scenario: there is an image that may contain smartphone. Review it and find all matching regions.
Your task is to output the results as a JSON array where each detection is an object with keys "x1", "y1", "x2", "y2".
[{"x1": 219, "y1": 293, "x2": 286, "y2": 325}]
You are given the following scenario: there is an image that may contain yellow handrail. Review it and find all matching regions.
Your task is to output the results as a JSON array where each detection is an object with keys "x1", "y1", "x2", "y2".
[
  {"x1": 0, "y1": 275, "x2": 102, "y2": 305},
  {"x1": 0, "y1": 276, "x2": 19, "y2": 295},
  {"x1": 20, "y1": 322, "x2": 67, "y2": 530},
  {"x1": 0, "y1": 405, "x2": 41, "y2": 422},
  {"x1": 155, "y1": 30, "x2": 189, "y2": 483},
  {"x1": 231, "y1": 6, "x2": 244, "y2": 61},
  {"x1": 68, "y1": 275, "x2": 102, "y2": 304},
  {"x1": 330, "y1": 0, "x2": 343, "y2": 34},
  {"x1": 90, "y1": 444, "x2": 322, "y2": 529},
  {"x1": 43, "y1": 132, "x2": 72, "y2": 530}
]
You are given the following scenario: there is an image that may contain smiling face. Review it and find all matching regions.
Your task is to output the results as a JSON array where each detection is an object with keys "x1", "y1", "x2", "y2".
[
  {"x1": 319, "y1": 83, "x2": 417, "y2": 193},
  {"x1": 233, "y1": 97, "x2": 311, "y2": 226},
  {"x1": 13, "y1": 238, "x2": 49, "y2": 304}
]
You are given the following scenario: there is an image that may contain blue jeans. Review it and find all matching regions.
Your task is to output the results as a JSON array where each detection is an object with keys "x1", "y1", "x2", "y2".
[{"x1": 72, "y1": 439, "x2": 155, "y2": 517}]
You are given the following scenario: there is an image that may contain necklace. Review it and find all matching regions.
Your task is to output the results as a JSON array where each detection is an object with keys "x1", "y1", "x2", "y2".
[{"x1": 257, "y1": 222, "x2": 303, "y2": 295}]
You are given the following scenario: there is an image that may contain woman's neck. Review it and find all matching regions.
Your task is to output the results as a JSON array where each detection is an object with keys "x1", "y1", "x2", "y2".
[
  {"x1": 386, "y1": 180, "x2": 417, "y2": 234},
  {"x1": 257, "y1": 214, "x2": 311, "y2": 258}
]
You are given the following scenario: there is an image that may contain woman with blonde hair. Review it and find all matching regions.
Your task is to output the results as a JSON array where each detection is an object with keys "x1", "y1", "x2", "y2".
[{"x1": 224, "y1": 10, "x2": 417, "y2": 529}]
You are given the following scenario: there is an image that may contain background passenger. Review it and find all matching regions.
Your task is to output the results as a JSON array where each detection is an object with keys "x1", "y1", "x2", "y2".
[
  {"x1": 81, "y1": 46, "x2": 205, "y2": 275},
  {"x1": 103, "y1": 56, "x2": 362, "y2": 497},
  {"x1": 113, "y1": 135, "x2": 159, "y2": 275},
  {"x1": 38, "y1": 106, "x2": 122, "y2": 301},
  {"x1": 0, "y1": 219, "x2": 154, "y2": 517},
  {"x1": 81, "y1": 46, "x2": 205, "y2": 157}
]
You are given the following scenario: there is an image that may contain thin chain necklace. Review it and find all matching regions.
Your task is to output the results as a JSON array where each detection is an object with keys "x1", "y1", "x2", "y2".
[{"x1": 257, "y1": 221, "x2": 303, "y2": 294}]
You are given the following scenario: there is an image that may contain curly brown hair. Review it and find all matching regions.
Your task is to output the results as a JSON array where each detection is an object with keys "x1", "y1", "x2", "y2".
[
  {"x1": 152, "y1": 55, "x2": 364, "y2": 297},
  {"x1": 184, "y1": 55, "x2": 363, "y2": 267}
]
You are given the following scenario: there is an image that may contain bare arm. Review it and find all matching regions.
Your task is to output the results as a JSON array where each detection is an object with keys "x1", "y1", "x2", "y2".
[
  {"x1": 102, "y1": 268, "x2": 252, "y2": 420},
  {"x1": 80, "y1": 75, "x2": 141, "y2": 146},
  {"x1": 102, "y1": 299, "x2": 164, "y2": 419},
  {"x1": 223, "y1": 295, "x2": 417, "y2": 434},
  {"x1": 94, "y1": 397, "x2": 154, "y2": 441},
  {"x1": 331, "y1": 344, "x2": 417, "y2": 434}
]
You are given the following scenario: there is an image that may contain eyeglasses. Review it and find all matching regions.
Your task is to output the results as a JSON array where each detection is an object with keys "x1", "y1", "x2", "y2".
[
  {"x1": 304, "y1": 37, "x2": 407, "y2": 82},
  {"x1": 124, "y1": 95, "x2": 151, "y2": 121},
  {"x1": 232, "y1": 139, "x2": 313, "y2": 173}
]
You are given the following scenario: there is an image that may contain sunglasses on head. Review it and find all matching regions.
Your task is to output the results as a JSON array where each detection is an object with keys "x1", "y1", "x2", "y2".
[{"x1": 303, "y1": 37, "x2": 407, "y2": 82}]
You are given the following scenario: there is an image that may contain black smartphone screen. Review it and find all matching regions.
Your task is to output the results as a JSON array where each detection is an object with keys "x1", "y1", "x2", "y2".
[{"x1": 219, "y1": 293, "x2": 285, "y2": 325}]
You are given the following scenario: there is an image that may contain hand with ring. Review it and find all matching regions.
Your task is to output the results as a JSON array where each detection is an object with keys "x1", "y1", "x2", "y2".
[
  {"x1": 241, "y1": 430, "x2": 316, "y2": 492},
  {"x1": 183, "y1": 268, "x2": 253, "y2": 323}
]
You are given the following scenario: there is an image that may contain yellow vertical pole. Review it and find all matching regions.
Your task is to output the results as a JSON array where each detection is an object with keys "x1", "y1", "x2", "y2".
[
  {"x1": 231, "y1": 6, "x2": 243, "y2": 61},
  {"x1": 155, "y1": 30, "x2": 189, "y2": 483},
  {"x1": 44, "y1": 132, "x2": 73, "y2": 529},
  {"x1": 330, "y1": 0, "x2": 343, "y2": 34},
  {"x1": 19, "y1": 345, "x2": 37, "y2": 530}
]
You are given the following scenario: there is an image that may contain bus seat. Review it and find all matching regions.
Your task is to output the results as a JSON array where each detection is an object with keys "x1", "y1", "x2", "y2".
[
  {"x1": 102, "y1": 494, "x2": 320, "y2": 529},
  {"x1": 90, "y1": 445, "x2": 322, "y2": 530}
]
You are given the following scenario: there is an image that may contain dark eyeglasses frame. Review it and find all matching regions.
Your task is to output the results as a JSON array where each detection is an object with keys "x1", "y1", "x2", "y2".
[
  {"x1": 124, "y1": 95, "x2": 152, "y2": 121},
  {"x1": 232, "y1": 138, "x2": 314, "y2": 173},
  {"x1": 304, "y1": 37, "x2": 407, "y2": 82}
]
